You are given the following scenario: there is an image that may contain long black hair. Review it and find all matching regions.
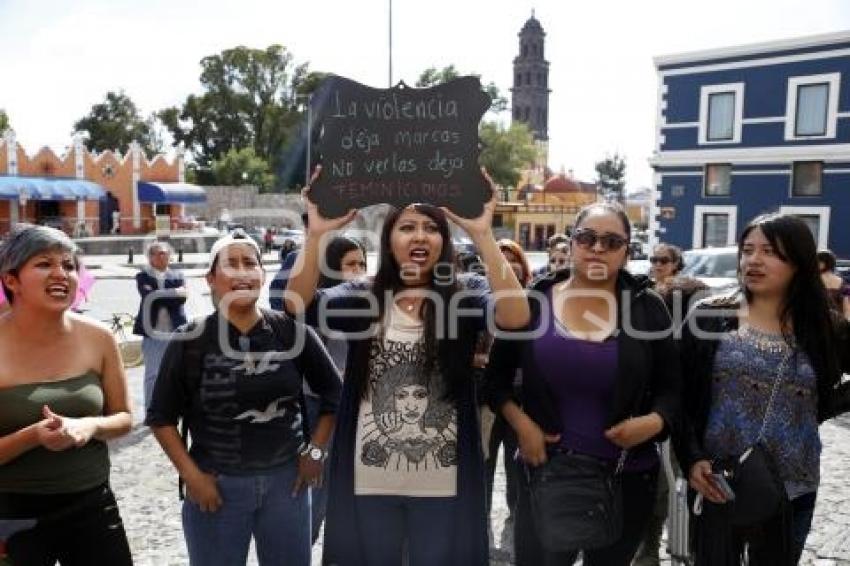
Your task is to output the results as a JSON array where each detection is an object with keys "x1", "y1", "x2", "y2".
[
  {"x1": 317, "y1": 236, "x2": 365, "y2": 290},
  {"x1": 351, "y1": 203, "x2": 460, "y2": 400},
  {"x1": 739, "y1": 213, "x2": 840, "y2": 396}
]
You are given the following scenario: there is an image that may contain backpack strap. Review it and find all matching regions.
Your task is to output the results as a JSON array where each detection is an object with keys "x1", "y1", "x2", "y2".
[{"x1": 177, "y1": 314, "x2": 217, "y2": 500}]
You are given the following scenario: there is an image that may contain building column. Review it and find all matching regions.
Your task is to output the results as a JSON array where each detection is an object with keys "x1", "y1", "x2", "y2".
[
  {"x1": 176, "y1": 142, "x2": 186, "y2": 182},
  {"x1": 5, "y1": 129, "x2": 19, "y2": 225},
  {"x1": 130, "y1": 140, "x2": 141, "y2": 230},
  {"x1": 176, "y1": 142, "x2": 186, "y2": 220},
  {"x1": 648, "y1": 171, "x2": 662, "y2": 250},
  {"x1": 73, "y1": 134, "x2": 86, "y2": 227}
]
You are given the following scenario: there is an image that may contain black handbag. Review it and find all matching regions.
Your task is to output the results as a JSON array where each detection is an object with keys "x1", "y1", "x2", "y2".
[
  {"x1": 528, "y1": 449, "x2": 626, "y2": 552},
  {"x1": 710, "y1": 352, "x2": 792, "y2": 527}
]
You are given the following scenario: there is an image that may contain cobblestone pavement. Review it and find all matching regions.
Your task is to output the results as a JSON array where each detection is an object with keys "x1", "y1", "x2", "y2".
[{"x1": 110, "y1": 364, "x2": 850, "y2": 565}]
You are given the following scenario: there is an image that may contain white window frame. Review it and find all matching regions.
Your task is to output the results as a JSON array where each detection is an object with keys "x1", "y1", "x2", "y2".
[
  {"x1": 778, "y1": 206, "x2": 830, "y2": 249},
  {"x1": 699, "y1": 83, "x2": 744, "y2": 145},
  {"x1": 784, "y1": 73, "x2": 840, "y2": 140},
  {"x1": 693, "y1": 205, "x2": 738, "y2": 248}
]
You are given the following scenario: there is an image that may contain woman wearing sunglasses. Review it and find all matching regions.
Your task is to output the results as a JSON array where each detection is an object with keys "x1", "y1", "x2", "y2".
[
  {"x1": 648, "y1": 243, "x2": 709, "y2": 327},
  {"x1": 487, "y1": 202, "x2": 681, "y2": 565},
  {"x1": 649, "y1": 244, "x2": 684, "y2": 284}
]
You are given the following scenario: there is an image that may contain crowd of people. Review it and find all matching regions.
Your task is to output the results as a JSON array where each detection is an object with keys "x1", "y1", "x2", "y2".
[{"x1": 0, "y1": 174, "x2": 849, "y2": 566}]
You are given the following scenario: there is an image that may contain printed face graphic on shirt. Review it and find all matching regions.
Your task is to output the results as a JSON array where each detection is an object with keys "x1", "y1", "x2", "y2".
[
  {"x1": 359, "y1": 340, "x2": 458, "y2": 470},
  {"x1": 395, "y1": 384, "x2": 429, "y2": 425}
]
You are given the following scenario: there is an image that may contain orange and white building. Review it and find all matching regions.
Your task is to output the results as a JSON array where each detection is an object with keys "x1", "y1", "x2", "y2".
[{"x1": 0, "y1": 130, "x2": 205, "y2": 235}]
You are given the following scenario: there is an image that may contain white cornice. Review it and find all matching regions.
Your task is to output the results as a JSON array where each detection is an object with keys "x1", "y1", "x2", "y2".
[
  {"x1": 654, "y1": 30, "x2": 850, "y2": 68},
  {"x1": 650, "y1": 144, "x2": 850, "y2": 166}
]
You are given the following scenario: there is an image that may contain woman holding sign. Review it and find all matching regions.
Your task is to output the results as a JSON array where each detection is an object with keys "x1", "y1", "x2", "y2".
[{"x1": 285, "y1": 168, "x2": 530, "y2": 566}]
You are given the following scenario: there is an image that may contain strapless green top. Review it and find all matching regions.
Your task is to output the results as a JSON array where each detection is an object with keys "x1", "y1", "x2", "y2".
[{"x1": 0, "y1": 371, "x2": 110, "y2": 494}]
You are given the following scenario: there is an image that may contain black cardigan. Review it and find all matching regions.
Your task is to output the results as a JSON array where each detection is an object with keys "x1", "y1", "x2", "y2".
[
  {"x1": 672, "y1": 291, "x2": 850, "y2": 476},
  {"x1": 485, "y1": 269, "x2": 682, "y2": 449}
]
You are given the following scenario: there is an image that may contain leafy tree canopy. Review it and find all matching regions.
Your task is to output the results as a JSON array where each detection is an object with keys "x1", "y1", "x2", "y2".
[
  {"x1": 595, "y1": 152, "x2": 627, "y2": 203},
  {"x1": 479, "y1": 121, "x2": 539, "y2": 189},
  {"x1": 211, "y1": 147, "x2": 275, "y2": 191},
  {"x1": 73, "y1": 91, "x2": 161, "y2": 155},
  {"x1": 158, "y1": 44, "x2": 325, "y2": 188}
]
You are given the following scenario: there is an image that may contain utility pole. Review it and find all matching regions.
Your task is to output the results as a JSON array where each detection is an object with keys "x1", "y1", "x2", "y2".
[{"x1": 388, "y1": 0, "x2": 393, "y2": 86}]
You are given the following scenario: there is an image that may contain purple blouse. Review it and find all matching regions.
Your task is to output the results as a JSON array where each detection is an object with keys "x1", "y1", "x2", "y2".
[{"x1": 531, "y1": 314, "x2": 658, "y2": 472}]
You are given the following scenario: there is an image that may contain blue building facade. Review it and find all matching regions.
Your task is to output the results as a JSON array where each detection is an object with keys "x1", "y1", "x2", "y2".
[{"x1": 650, "y1": 32, "x2": 850, "y2": 257}]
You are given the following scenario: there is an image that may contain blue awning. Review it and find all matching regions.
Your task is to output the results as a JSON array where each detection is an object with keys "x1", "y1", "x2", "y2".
[
  {"x1": 138, "y1": 182, "x2": 206, "y2": 204},
  {"x1": 0, "y1": 176, "x2": 107, "y2": 201}
]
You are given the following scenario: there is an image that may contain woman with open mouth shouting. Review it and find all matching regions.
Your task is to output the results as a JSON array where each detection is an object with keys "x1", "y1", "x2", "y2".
[
  {"x1": 0, "y1": 224, "x2": 134, "y2": 565},
  {"x1": 285, "y1": 167, "x2": 530, "y2": 566}
]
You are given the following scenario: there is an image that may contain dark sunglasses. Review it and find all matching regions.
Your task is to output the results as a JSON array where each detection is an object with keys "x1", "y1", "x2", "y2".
[
  {"x1": 649, "y1": 256, "x2": 672, "y2": 265},
  {"x1": 572, "y1": 229, "x2": 628, "y2": 252}
]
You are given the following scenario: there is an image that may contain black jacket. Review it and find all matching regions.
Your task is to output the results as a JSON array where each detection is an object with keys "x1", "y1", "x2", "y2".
[
  {"x1": 133, "y1": 267, "x2": 188, "y2": 337},
  {"x1": 672, "y1": 291, "x2": 850, "y2": 476},
  {"x1": 486, "y1": 269, "x2": 681, "y2": 446}
]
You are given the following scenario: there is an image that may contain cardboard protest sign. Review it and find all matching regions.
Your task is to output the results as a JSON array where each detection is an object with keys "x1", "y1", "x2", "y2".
[{"x1": 308, "y1": 75, "x2": 492, "y2": 218}]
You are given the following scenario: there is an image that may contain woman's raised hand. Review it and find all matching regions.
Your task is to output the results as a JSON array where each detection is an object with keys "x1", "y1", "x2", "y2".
[
  {"x1": 440, "y1": 167, "x2": 496, "y2": 241},
  {"x1": 302, "y1": 166, "x2": 357, "y2": 237}
]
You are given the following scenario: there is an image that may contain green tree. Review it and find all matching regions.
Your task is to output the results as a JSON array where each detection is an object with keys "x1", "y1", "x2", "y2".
[
  {"x1": 0, "y1": 109, "x2": 9, "y2": 133},
  {"x1": 479, "y1": 121, "x2": 538, "y2": 189},
  {"x1": 415, "y1": 66, "x2": 508, "y2": 114},
  {"x1": 159, "y1": 45, "x2": 323, "y2": 188},
  {"x1": 211, "y1": 147, "x2": 275, "y2": 191},
  {"x1": 73, "y1": 91, "x2": 161, "y2": 155},
  {"x1": 595, "y1": 153, "x2": 627, "y2": 204}
]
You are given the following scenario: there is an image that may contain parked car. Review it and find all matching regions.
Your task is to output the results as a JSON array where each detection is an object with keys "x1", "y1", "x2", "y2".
[
  {"x1": 272, "y1": 229, "x2": 305, "y2": 249},
  {"x1": 681, "y1": 246, "x2": 739, "y2": 292},
  {"x1": 452, "y1": 237, "x2": 476, "y2": 257},
  {"x1": 627, "y1": 259, "x2": 651, "y2": 276}
]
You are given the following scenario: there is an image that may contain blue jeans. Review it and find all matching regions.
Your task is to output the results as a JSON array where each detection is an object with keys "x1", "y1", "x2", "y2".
[
  {"x1": 142, "y1": 336, "x2": 170, "y2": 411},
  {"x1": 182, "y1": 462, "x2": 311, "y2": 566},
  {"x1": 354, "y1": 495, "x2": 458, "y2": 566}
]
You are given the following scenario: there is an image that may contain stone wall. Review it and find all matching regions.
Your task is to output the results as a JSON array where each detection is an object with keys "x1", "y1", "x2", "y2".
[
  {"x1": 185, "y1": 186, "x2": 390, "y2": 240},
  {"x1": 185, "y1": 186, "x2": 305, "y2": 229}
]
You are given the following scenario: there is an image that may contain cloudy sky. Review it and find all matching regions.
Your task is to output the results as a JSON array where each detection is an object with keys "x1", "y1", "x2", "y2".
[{"x1": 1, "y1": 0, "x2": 849, "y2": 189}]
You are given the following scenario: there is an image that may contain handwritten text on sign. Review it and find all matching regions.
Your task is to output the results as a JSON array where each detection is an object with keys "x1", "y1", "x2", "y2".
[{"x1": 310, "y1": 76, "x2": 491, "y2": 218}]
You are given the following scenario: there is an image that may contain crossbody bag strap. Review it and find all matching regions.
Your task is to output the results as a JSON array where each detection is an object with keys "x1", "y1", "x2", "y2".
[
  {"x1": 753, "y1": 350, "x2": 793, "y2": 446},
  {"x1": 614, "y1": 449, "x2": 628, "y2": 475}
]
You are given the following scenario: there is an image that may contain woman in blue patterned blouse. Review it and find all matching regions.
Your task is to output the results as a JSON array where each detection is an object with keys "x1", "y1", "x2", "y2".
[{"x1": 675, "y1": 213, "x2": 850, "y2": 565}]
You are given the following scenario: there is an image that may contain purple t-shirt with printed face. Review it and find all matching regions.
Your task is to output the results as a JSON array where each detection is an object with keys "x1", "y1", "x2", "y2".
[{"x1": 531, "y1": 316, "x2": 657, "y2": 471}]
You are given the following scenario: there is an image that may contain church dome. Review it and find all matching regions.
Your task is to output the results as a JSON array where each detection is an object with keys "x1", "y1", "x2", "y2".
[{"x1": 543, "y1": 174, "x2": 581, "y2": 193}]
